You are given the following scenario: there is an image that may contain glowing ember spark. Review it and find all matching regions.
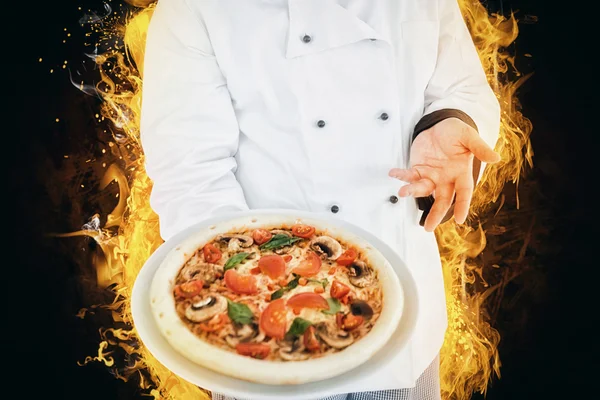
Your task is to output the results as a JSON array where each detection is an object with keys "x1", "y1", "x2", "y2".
[{"x1": 64, "y1": 1, "x2": 533, "y2": 399}]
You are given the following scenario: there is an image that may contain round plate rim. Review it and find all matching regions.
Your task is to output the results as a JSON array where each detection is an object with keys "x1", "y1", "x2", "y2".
[{"x1": 131, "y1": 208, "x2": 419, "y2": 399}]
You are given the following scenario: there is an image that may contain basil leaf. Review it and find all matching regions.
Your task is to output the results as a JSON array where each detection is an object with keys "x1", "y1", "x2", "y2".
[
  {"x1": 286, "y1": 317, "x2": 312, "y2": 337},
  {"x1": 308, "y1": 278, "x2": 329, "y2": 289},
  {"x1": 259, "y1": 235, "x2": 302, "y2": 250},
  {"x1": 259, "y1": 234, "x2": 289, "y2": 250},
  {"x1": 226, "y1": 299, "x2": 254, "y2": 325},
  {"x1": 322, "y1": 298, "x2": 342, "y2": 315},
  {"x1": 270, "y1": 288, "x2": 286, "y2": 300},
  {"x1": 269, "y1": 277, "x2": 300, "y2": 301},
  {"x1": 223, "y1": 252, "x2": 250, "y2": 271},
  {"x1": 286, "y1": 277, "x2": 300, "y2": 290},
  {"x1": 269, "y1": 233, "x2": 291, "y2": 241}
]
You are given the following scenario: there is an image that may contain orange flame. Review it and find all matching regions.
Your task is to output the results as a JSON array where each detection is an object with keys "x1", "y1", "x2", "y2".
[
  {"x1": 67, "y1": 1, "x2": 533, "y2": 399},
  {"x1": 435, "y1": 1, "x2": 533, "y2": 398}
]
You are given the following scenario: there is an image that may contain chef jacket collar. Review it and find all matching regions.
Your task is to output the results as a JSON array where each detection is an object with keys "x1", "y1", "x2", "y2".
[{"x1": 286, "y1": 0, "x2": 391, "y2": 59}]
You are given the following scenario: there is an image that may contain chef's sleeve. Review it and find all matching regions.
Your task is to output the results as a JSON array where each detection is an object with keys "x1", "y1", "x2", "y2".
[
  {"x1": 140, "y1": 0, "x2": 249, "y2": 241},
  {"x1": 413, "y1": 0, "x2": 501, "y2": 184},
  {"x1": 411, "y1": 0, "x2": 501, "y2": 226}
]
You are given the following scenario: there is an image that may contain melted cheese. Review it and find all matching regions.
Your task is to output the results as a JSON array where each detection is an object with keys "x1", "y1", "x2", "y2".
[{"x1": 221, "y1": 237, "x2": 377, "y2": 322}]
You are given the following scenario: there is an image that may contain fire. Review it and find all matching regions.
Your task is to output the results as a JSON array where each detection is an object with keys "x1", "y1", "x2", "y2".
[{"x1": 66, "y1": 1, "x2": 532, "y2": 399}]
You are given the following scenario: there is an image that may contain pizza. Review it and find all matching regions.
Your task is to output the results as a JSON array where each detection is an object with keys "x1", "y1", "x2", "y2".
[{"x1": 150, "y1": 214, "x2": 403, "y2": 384}]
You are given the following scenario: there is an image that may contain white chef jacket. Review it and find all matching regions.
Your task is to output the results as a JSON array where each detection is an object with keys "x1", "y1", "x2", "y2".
[{"x1": 140, "y1": 0, "x2": 500, "y2": 388}]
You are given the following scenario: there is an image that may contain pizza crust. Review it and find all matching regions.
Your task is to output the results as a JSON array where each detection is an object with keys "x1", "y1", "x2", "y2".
[{"x1": 150, "y1": 214, "x2": 404, "y2": 385}]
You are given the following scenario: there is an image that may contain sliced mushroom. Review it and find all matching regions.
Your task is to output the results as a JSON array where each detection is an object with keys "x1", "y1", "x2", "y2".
[
  {"x1": 315, "y1": 322, "x2": 354, "y2": 349},
  {"x1": 216, "y1": 234, "x2": 254, "y2": 252},
  {"x1": 309, "y1": 236, "x2": 343, "y2": 260},
  {"x1": 350, "y1": 300, "x2": 374, "y2": 320},
  {"x1": 225, "y1": 323, "x2": 266, "y2": 348},
  {"x1": 278, "y1": 337, "x2": 309, "y2": 361},
  {"x1": 185, "y1": 294, "x2": 227, "y2": 322},
  {"x1": 347, "y1": 260, "x2": 376, "y2": 288},
  {"x1": 274, "y1": 246, "x2": 293, "y2": 255},
  {"x1": 180, "y1": 260, "x2": 223, "y2": 284}
]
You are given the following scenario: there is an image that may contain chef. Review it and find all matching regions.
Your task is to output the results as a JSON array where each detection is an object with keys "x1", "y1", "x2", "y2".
[{"x1": 140, "y1": 0, "x2": 501, "y2": 399}]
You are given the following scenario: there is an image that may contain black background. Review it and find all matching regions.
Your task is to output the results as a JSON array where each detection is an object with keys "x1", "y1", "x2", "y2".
[{"x1": 11, "y1": 0, "x2": 593, "y2": 399}]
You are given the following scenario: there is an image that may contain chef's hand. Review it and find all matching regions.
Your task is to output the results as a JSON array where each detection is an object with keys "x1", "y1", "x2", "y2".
[{"x1": 388, "y1": 117, "x2": 501, "y2": 232}]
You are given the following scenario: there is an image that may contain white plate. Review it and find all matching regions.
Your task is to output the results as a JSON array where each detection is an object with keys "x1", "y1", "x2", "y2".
[{"x1": 132, "y1": 209, "x2": 419, "y2": 400}]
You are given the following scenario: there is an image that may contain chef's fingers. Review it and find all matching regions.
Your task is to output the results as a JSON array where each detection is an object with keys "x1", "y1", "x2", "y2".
[
  {"x1": 388, "y1": 168, "x2": 421, "y2": 183},
  {"x1": 412, "y1": 165, "x2": 441, "y2": 185},
  {"x1": 398, "y1": 178, "x2": 435, "y2": 198},
  {"x1": 453, "y1": 173, "x2": 474, "y2": 224},
  {"x1": 462, "y1": 134, "x2": 501, "y2": 164},
  {"x1": 390, "y1": 165, "x2": 441, "y2": 187},
  {"x1": 424, "y1": 184, "x2": 455, "y2": 232}
]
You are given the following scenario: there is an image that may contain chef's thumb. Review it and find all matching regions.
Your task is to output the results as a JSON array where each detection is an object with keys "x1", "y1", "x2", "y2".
[{"x1": 464, "y1": 134, "x2": 501, "y2": 164}]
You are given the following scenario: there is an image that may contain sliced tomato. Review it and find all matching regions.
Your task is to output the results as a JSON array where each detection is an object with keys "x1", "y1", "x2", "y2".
[
  {"x1": 235, "y1": 342, "x2": 271, "y2": 359},
  {"x1": 336, "y1": 248, "x2": 357, "y2": 266},
  {"x1": 249, "y1": 266, "x2": 261, "y2": 275},
  {"x1": 173, "y1": 280, "x2": 204, "y2": 299},
  {"x1": 224, "y1": 269, "x2": 258, "y2": 295},
  {"x1": 292, "y1": 251, "x2": 322, "y2": 277},
  {"x1": 335, "y1": 313, "x2": 344, "y2": 328},
  {"x1": 340, "y1": 293, "x2": 351, "y2": 305},
  {"x1": 341, "y1": 313, "x2": 364, "y2": 331},
  {"x1": 291, "y1": 224, "x2": 316, "y2": 238},
  {"x1": 252, "y1": 228, "x2": 273, "y2": 245},
  {"x1": 330, "y1": 280, "x2": 351, "y2": 299},
  {"x1": 259, "y1": 298, "x2": 287, "y2": 340},
  {"x1": 203, "y1": 243, "x2": 222, "y2": 263},
  {"x1": 286, "y1": 292, "x2": 329, "y2": 310},
  {"x1": 303, "y1": 326, "x2": 320, "y2": 352},
  {"x1": 283, "y1": 255, "x2": 293, "y2": 263},
  {"x1": 258, "y1": 254, "x2": 286, "y2": 279}
]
